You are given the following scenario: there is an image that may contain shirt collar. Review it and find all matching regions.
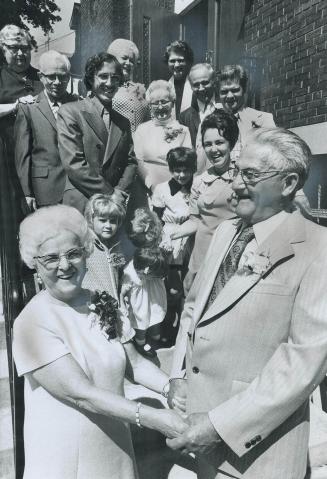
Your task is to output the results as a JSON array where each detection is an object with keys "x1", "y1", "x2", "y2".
[
  {"x1": 44, "y1": 89, "x2": 61, "y2": 107},
  {"x1": 168, "y1": 177, "x2": 192, "y2": 196},
  {"x1": 252, "y1": 211, "x2": 290, "y2": 246},
  {"x1": 201, "y1": 167, "x2": 232, "y2": 184},
  {"x1": 197, "y1": 96, "x2": 215, "y2": 113},
  {"x1": 91, "y1": 95, "x2": 111, "y2": 116}
]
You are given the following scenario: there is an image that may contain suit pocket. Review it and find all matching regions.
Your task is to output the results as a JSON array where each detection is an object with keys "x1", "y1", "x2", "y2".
[
  {"x1": 31, "y1": 166, "x2": 49, "y2": 178},
  {"x1": 252, "y1": 282, "x2": 293, "y2": 296},
  {"x1": 231, "y1": 379, "x2": 250, "y2": 396}
]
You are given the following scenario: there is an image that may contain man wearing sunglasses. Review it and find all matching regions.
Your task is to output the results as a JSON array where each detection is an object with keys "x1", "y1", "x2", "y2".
[
  {"x1": 14, "y1": 50, "x2": 77, "y2": 210},
  {"x1": 169, "y1": 128, "x2": 327, "y2": 479}
]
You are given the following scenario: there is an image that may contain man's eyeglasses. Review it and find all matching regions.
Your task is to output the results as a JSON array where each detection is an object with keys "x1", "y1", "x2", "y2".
[
  {"x1": 34, "y1": 247, "x2": 85, "y2": 269},
  {"x1": 230, "y1": 167, "x2": 284, "y2": 185},
  {"x1": 192, "y1": 80, "x2": 212, "y2": 90},
  {"x1": 96, "y1": 73, "x2": 121, "y2": 83},
  {"x1": 3, "y1": 44, "x2": 31, "y2": 54},
  {"x1": 42, "y1": 73, "x2": 70, "y2": 83},
  {"x1": 150, "y1": 100, "x2": 171, "y2": 107}
]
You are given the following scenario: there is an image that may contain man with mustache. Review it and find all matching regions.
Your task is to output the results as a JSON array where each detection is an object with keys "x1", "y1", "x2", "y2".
[
  {"x1": 14, "y1": 50, "x2": 76, "y2": 210},
  {"x1": 169, "y1": 128, "x2": 327, "y2": 478},
  {"x1": 57, "y1": 52, "x2": 136, "y2": 213}
]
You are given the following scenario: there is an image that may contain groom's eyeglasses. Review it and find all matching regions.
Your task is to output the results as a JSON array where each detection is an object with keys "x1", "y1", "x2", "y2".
[{"x1": 229, "y1": 167, "x2": 284, "y2": 186}]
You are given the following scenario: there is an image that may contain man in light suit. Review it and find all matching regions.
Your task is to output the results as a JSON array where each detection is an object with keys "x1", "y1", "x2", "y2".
[
  {"x1": 165, "y1": 40, "x2": 194, "y2": 120},
  {"x1": 57, "y1": 52, "x2": 136, "y2": 213},
  {"x1": 14, "y1": 50, "x2": 77, "y2": 210},
  {"x1": 168, "y1": 128, "x2": 327, "y2": 478},
  {"x1": 218, "y1": 64, "x2": 275, "y2": 159}
]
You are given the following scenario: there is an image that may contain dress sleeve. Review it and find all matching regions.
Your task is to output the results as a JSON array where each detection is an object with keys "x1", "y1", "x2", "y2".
[
  {"x1": 13, "y1": 303, "x2": 69, "y2": 377},
  {"x1": 189, "y1": 176, "x2": 202, "y2": 216}
]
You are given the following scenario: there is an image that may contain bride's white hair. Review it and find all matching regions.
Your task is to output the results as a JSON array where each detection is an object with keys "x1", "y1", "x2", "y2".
[{"x1": 19, "y1": 205, "x2": 94, "y2": 269}]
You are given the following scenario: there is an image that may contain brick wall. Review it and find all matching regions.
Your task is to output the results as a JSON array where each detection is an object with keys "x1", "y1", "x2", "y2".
[{"x1": 244, "y1": 0, "x2": 327, "y2": 128}]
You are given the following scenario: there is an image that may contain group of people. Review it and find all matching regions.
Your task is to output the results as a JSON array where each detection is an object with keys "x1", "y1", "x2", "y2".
[{"x1": 1, "y1": 22, "x2": 327, "y2": 479}]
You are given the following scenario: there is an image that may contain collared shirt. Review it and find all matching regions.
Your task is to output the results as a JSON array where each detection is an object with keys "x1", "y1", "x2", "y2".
[
  {"x1": 92, "y1": 95, "x2": 111, "y2": 131},
  {"x1": 237, "y1": 210, "x2": 289, "y2": 269},
  {"x1": 44, "y1": 90, "x2": 62, "y2": 119},
  {"x1": 197, "y1": 96, "x2": 216, "y2": 122}
]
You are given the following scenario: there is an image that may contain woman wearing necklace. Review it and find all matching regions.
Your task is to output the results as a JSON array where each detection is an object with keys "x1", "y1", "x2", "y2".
[
  {"x1": 132, "y1": 79, "x2": 192, "y2": 209},
  {"x1": 171, "y1": 109, "x2": 239, "y2": 291},
  {"x1": 107, "y1": 38, "x2": 150, "y2": 133},
  {"x1": 13, "y1": 205, "x2": 187, "y2": 479}
]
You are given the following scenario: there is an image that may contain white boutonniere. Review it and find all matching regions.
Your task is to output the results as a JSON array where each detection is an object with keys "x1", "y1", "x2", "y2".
[{"x1": 238, "y1": 250, "x2": 272, "y2": 276}]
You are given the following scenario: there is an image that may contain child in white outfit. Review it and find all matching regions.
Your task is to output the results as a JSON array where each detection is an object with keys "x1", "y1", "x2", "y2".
[{"x1": 121, "y1": 247, "x2": 168, "y2": 358}]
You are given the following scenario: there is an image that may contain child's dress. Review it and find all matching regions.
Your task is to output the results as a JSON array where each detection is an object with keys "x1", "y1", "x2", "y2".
[
  {"x1": 83, "y1": 236, "x2": 134, "y2": 342},
  {"x1": 121, "y1": 260, "x2": 167, "y2": 331},
  {"x1": 152, "y1": 179, "x2": 192, "y2": 265}
]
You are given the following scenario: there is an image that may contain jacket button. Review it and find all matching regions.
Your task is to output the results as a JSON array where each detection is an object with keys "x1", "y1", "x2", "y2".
[
  {"x1": 192, "y1": 366, "x2": 199, "y2": 374},
  {"x1": 245, "y1": 442, "x2": 251, "y2": 449},
  {"x1": 255, "y1": 435, "x2": 262, "y2": 441},
  {"x1": 251, "y1": 438, "x2": 256, "y2": 445}
]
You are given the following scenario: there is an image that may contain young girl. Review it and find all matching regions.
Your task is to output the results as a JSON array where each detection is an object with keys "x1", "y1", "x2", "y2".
[
  {"x1": 121, "y1": 247, "x2": 168, "y2": 358},
  {"x1": 152, "y1": 146, "x2": 196, "y2": 265},
  {"x1": 152, "y1": 147, "x2": 196, "y2": 345},
  {"x1": 83, "y1": 193, "x2": 127, "y2": 301}
]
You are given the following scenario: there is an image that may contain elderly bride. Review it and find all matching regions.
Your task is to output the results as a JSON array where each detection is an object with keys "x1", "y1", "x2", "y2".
[{"x1": 13, "y1": 205, "x2": 187, "y2": 479}]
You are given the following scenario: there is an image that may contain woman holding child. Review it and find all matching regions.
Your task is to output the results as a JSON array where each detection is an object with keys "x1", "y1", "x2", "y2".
[{"x1": 13, "y1": 205, "x2": 186, "y2": 479}]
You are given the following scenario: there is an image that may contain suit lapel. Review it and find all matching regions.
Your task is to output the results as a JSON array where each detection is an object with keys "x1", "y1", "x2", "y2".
[
  {"x1": 82, "y1": 98, "x2": 108, "y2": 145},
  {"x1": 103, "y1": 120, "x2": 122, "y2": 166},
  {"x1": 197, "y1": 212, "x2": 305, "y2": 327},
  {"x1": 35, "y1": 92, "x2": 57, "y2": 130}
]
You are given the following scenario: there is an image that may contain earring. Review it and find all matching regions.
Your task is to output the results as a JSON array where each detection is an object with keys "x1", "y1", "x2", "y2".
[{"x1": 36, "y1": 272, "x2": 43, "y2": 286}]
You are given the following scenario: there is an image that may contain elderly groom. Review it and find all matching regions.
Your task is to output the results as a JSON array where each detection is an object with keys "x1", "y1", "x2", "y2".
[{"x1": 168, "y1": 128, "x2": 327, "y2": 479}]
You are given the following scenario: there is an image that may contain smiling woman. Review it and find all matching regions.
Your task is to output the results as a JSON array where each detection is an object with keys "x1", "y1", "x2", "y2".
[{"x1": 13, "y1": 204, "x2": 187, "y2": 479}]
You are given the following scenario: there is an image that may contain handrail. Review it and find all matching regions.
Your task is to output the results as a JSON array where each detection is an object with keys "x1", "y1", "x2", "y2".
[{"x1": 0, "y1": 134, "x2": 36, "y2": 479}]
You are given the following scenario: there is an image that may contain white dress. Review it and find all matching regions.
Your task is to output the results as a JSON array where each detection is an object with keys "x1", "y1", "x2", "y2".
[
  {"x1": 152, "y1": 180, "x2": 192, "y2": 265},
  {"x1": 13, "y1": 289, "x2": 138, "y2": 479},
  {"x1": 121, "y1": 261, "x2": 167, "y2": 331}
]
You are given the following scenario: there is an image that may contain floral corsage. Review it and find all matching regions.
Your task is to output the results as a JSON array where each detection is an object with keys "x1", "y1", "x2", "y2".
[
  {"x1": 163, "y1": 124, "x2": 184, "y2": 143},
  {"x1": 107, "y1": 253, "x2": 126, "y2": 269},
  {"x1": 237, "y1": 250, "x2": 272, "y2": 277},
  {"x1": 88, "y1": 290, "x2": 119, "y2": 340}
]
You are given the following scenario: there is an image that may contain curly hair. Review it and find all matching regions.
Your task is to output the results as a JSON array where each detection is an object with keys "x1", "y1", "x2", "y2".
[
  {"x1": 164, "y1": 40, "x2": 194, "y2": 65},
  {"x1": 19, "y1": 205, "x2": 94, "y2": 269},
  {"x1": 84, "y1": 193, "x2": 126, "y2": 229},
  {"x1": 128, "y1": 208, "x2": 162, "y2": 248},
  {"x1": 201, "y1": 109, "x2": 239, "y2": 150},
  {"x1": 145, "y1": 79, "x2": 176, "y2": 104},
  {"x1": 167, "y1": 147, "x2": 197, "y2": 173},
  {"x1": 133, "y1": 247, "x2": 168, "y2": 279},
  {"x1": 84, "y1": 52, "x2": 123, "y2": 90}
]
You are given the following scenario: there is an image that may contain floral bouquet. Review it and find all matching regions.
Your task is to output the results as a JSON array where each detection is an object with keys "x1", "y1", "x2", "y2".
[
  {"x1": 163, "y1": 124, "x2": 184, "y2": 143},
  {"x1": 88, "y1": 290, "x2": 118, "y2": 340}
]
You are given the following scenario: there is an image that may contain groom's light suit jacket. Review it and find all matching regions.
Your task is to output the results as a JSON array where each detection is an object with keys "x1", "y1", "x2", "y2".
[{"x1": 173, "y1": 211, "x2": 327, "y2": 478}]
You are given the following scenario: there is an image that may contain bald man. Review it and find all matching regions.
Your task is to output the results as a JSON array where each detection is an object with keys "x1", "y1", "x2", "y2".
[{"x1": 14, "y1": 50, "x2": 78, "y2": 210}]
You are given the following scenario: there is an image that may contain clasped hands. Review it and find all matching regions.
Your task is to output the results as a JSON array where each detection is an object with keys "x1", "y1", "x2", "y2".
[{"x1": 165, "y1": 379, "x2": 222, "y2": 456}]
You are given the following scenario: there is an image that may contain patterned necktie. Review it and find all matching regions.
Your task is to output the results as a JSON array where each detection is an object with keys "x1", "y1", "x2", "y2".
[
  {"x1": 204, "y1": 225, "x2": 255, "y2": 311},
  {"x1": 52, "y1": 102, "x2": 59, "y2": 119}
]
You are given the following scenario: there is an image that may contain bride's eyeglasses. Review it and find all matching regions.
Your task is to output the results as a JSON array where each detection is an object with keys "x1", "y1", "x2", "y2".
[{"x1": 34, "y1": 247, "x2": 85, "y2": 269}]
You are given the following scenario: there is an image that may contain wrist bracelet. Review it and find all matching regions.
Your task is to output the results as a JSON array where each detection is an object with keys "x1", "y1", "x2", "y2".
[
  {"x1": 161, "y1": 381, "x2": 170, "y2": 399},
  {"x1": 135, "y1": 402, "x2": 143, "y2": 428}
]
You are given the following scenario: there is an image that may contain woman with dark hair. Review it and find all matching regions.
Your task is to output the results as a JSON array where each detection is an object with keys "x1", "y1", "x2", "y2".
[
  {"x1": 171, "y1": 109, "x2": 239, "y2": 290},
  {"x1": 164, "y1": 40, "x2": 194, "y2": 120},
  {"x1": 57, "y1": 52, "x2": 136, "y2": 213}
]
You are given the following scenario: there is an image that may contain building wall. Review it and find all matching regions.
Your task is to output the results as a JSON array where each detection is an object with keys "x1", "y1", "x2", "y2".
[
  {"x1": 80, "y1": 0, "x2": 130, "y2": 71},
  {"x1": 244, "y1": 0, "x2": 327, "y2": 129}
]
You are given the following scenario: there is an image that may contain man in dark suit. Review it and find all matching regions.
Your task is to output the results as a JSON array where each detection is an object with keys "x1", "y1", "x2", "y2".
[
  {"x1": 14, "y1": 50, "x2": 77, "y2": 210},
  {"x1": 179, "y1": 63, "x2": 216, "y2": 148},
  {"x1": 57, "y1": 52, "x2": 136, "y2": 213}
]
